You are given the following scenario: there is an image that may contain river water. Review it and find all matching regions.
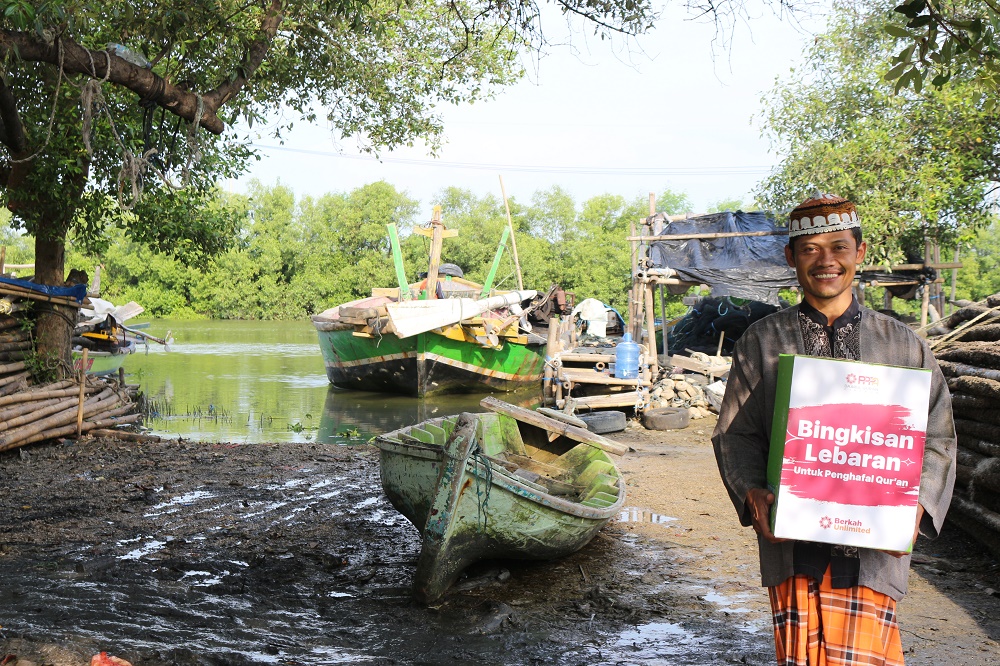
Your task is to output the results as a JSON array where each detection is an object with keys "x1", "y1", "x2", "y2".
[{"x1": 126, "y1": 319, "x2": 534, "y2": 444}]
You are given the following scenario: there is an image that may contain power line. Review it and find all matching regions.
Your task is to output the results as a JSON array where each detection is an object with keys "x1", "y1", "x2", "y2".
[{"x1": 250, "y1": 143, "x2": 774, "y2": 177}]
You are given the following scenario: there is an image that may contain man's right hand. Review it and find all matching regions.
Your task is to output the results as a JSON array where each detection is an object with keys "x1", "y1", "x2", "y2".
[{"x1": 745, "y1": 488, "x2": 785, "y2": 543}]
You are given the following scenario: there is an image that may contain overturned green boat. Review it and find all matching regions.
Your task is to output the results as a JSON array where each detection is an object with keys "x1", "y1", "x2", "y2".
[{"x1": 375, "y1": 397, "x2": 626, "y2": 603}]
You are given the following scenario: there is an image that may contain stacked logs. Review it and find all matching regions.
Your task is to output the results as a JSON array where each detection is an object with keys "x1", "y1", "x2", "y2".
[
  {"x1": 931, "y1": 294, "x2": 1000, "y2": 558},
  {"x1": 0, "y1": 315, "x2": 31, "y2": 395},
  {"x1": 0, "y1": 304, "x2": 145, "y2": 450},
  {"x1": 0, "y1": 377, "x2": 142, "y2": 453}
]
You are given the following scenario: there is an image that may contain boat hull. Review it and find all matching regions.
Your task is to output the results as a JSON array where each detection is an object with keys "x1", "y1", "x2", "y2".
[
  {"x1": 72, "y1": 343, "x2": 134, "y2": 377},
  {"x1": 314, "y1": 325, "x2": 545, "y2": 396},
  {"x1": 375, "y1": 412, "x2": 624, "y2": 602}
]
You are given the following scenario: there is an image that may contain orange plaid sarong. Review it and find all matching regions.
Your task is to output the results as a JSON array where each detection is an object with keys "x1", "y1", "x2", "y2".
[{"x1": 768, "y1": 567, "x2": 905, "y2": 666}]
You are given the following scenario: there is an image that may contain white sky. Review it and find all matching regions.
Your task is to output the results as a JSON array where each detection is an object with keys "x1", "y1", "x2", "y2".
[{"x1": 235, "y1": 3, "x2": 826, "y2": 217}]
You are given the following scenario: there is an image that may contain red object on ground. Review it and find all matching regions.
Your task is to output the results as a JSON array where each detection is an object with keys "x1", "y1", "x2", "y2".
[{"x1": 90, "y1": 652, "x2": 133, "y2": 666}]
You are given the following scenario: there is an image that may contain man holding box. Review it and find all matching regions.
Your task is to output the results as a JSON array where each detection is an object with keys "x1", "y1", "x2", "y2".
[{"x1": 712, "y1": 192, "x2": 957, "y2": 665}]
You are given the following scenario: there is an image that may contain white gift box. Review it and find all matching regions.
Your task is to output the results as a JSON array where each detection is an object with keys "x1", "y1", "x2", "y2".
[{"x1": 767, "y1": 355, "x2": 932, "y2": 552}]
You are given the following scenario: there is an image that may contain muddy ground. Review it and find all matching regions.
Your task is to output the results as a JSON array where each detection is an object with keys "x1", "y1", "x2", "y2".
[{"x1": 1, "y1": 417, "x2": 998, "y2": 665}]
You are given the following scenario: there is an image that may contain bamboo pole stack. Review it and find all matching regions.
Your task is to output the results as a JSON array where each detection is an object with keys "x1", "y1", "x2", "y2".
[
  {"x1": 0, "y1": 315, "x2": 31, "y2": 395},
  {"x1": 0, "y1": 304, "x2": 144, "y2": 450},
  {"x1": 0, "y1": 377, "x2": 141, "y2": 453},
  {"x1": 931, "y1": 293, "x2": 1000, "y2": 557}
]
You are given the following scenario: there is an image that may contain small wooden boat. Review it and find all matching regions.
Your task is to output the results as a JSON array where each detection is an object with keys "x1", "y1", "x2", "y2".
[
  {"x1": 72, "y1": 340, "x2": 135, "y2": 376},
  {"x1": 375, "y1": 396, "x2": 626, "y2": 603}
]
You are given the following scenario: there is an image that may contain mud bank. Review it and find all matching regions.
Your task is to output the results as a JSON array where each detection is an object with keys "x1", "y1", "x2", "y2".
[{"x1": 0, "y1": 419, "x2": 997, "y2": 665}]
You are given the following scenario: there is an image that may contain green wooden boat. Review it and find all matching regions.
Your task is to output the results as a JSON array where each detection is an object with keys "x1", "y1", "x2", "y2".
[
  {"x1": 312, "y1": 290, "x2": 546, "y2": 396},
  {"x1": 311, "y1": 213, "x2": 547, "y2": 396},
  {"x1": 375, "y1": 396, "x2": 626, "y2": 603}
]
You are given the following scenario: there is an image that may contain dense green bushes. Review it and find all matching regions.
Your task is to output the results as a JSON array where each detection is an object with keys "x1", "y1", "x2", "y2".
[
  {"x1": 6, "y1": 181, "x2": 994, "y2": 321},
  {"x1": 1, "y1": 181, "x2": 697, "y2": 320}
]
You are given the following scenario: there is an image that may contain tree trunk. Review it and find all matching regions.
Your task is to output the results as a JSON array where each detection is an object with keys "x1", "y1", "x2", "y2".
[{"x1": 33, "y1": 232, "x2": 74, "y2": 377}]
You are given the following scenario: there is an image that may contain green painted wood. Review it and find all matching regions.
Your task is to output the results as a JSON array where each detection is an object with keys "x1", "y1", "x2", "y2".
[
  {"x1": 387, "y1": 222, "x2": 411, "y2": 301},
  {"x1": 481, "y1": 225, "x2": 510, "y2": 295}
]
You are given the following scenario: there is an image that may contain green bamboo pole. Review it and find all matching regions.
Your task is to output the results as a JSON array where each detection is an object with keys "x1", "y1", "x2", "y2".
[
  {"x1": 481, "y1": 225, "x2": 511, "y2": 295},
  {"x1": 386, "y1": 223, "x2": 411, "y2": 300}
]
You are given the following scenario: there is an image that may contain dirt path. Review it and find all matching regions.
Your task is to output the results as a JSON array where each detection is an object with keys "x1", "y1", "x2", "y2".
[{"x1": 0, "y1": 417, "x2": 997, "y2": 665}]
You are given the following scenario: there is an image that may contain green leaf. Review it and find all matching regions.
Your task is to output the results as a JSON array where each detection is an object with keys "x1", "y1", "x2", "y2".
[
  {"x1": 885, "y1": 24, "x2": 914, "y2": 39},
  {"x1": 885, "y1": 61, "x2": 908, "y2": 81},
  {"x1": 931, "y1": 72, "x2": 951, "y2": 87}
]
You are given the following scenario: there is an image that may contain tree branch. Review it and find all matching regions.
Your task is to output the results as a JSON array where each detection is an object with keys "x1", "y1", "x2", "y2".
[
  {"x1": 202, "y1": 0, "x2": 284, "y2": 110},
  {"x1": 0, "y1": 30, "x2": 227, "y2": 134},
  {"x1": 0, "y1": 0, "x2": 285, "y2": 139}
]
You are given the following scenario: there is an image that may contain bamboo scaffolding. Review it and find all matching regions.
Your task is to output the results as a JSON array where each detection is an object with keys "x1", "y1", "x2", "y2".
[{"x1": 0, "y1": 376, "x2": 27, "y2": 397}]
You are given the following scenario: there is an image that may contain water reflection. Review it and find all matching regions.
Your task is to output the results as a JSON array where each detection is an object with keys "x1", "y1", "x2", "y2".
[
  {"x1": 317, "y1": 388, "x2": 539, "y2": 443},
  {"x1": 129, "y1": 319, "x2": 540, "y2": 444}
]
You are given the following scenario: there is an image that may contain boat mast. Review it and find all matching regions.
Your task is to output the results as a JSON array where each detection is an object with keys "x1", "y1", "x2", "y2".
[
  {"x1": 413, "y1": 206, "x2": 458, "y2": 300},
  {"x1": 499, "y1": 176, "x2": 524, "y2": 291}
]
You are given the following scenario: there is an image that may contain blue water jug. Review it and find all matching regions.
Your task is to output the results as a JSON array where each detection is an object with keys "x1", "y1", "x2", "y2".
[{"x1": 615, "y1": 332, "x2": 640, "y2": 379}]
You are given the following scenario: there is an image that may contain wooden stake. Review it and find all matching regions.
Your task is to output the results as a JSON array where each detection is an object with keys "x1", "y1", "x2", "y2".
[
  {"x1": 951, "y1": 245, "x2": 960, "y2": 316},
  {"x1": 425, "y1": 207, "x2": 444, "y2": 299},
  {"x1": 76, "y1": 349, "x2": 88, "y2": 437},
  {"x1": 498, "y1": 176, "x2": 524, "y2": 291},
  {"x1": 644, "y1": 283, "x2": 658, "y2": 377}
]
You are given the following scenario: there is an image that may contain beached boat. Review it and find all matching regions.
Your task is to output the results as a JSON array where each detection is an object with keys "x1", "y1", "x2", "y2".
[
  {"x1": 311, "y1": 210, "x2": 546, "y2": 396},
  {"x1": 375, "y1": 396, "x2": 626, "y2": 603},
  {"x1": 72, "y1": 298, "x2": 171, "y2": 376},
  {"x1": 72, "y1": 340, "x2": 136, "y2": 376}
]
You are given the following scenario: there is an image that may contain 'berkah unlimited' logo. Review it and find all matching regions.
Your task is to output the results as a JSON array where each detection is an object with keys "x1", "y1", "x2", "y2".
[{"x1": 820, "y1": 516, "x2": 832, "y2": 529}]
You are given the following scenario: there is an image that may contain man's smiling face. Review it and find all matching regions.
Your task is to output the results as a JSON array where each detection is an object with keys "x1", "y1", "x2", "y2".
[{"x1": 785, "y1": 229, "x2": 867, "y2": 316}]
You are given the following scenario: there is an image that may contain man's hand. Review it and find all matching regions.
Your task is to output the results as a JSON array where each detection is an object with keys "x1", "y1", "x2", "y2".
[
  {"x1": 745, "y1": 488, "x2": 785, "y2": 543},
  {"x1": 885, "y1": 504, "x2": 925, "y2": 558}
]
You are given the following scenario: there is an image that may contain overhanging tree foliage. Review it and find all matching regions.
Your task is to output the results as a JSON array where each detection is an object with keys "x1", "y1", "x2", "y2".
[
  {"x1": 758, "y1": 0, "x2": 1000, "y2": 265},
  {"x1": 0, "y1": 0, "x2": 656, "y2": 371},
  {"x1": 884, "y1": 0, "x2": 1000, "y2": 97}
]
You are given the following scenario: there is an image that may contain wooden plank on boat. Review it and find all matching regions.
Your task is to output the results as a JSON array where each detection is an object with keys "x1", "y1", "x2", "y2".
[
  {"x1": 557, "y1": 393, "x2": 647, "y2": 410},
  {"x1": 480, "y1": 396, "x2": 628, "y2": 456},
  {"x1": 423, "y1": 422, "x2": 447, "y2": 444},
  {"x1": 339, "y1": 305, "x2": 386, "y2": 322},
  {"x1": 535, "y1": 407, "x2": 588, "y2": 429}
]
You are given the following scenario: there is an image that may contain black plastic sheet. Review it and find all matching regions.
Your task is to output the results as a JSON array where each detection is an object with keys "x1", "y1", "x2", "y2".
[{"x1": 648, "y1": 211, "x2": 796, "y2": 306}]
